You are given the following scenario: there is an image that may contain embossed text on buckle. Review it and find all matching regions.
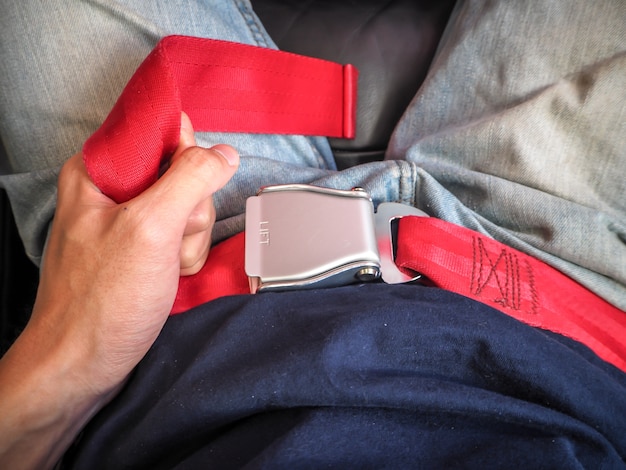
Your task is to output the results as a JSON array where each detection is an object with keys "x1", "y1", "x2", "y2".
[{"x1": 244, "y1": 184, "x2": 428, "y2": 293}]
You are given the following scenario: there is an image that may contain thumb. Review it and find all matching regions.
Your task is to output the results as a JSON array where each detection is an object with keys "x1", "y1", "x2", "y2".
[{"x1": 138, "y1": 143, "x2": 239, "y2": 227}]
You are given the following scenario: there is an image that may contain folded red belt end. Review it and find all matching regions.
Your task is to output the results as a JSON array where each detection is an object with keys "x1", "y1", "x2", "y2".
[
  {"x1": 83, "y1": 35, "x2": 359, "y2": 203},
  {"x1": 343, "y1": 64, "x2": 358, "y2": 139}
]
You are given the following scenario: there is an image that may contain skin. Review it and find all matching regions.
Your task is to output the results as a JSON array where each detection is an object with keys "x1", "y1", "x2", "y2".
[{"x1": 0, "y1": 113, "x2": 239, "y2": 469}]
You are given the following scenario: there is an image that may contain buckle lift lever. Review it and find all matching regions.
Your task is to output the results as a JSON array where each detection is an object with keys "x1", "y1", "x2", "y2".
[{"x1": 245, "y1": 184, "x2": 427, "y2": 293}]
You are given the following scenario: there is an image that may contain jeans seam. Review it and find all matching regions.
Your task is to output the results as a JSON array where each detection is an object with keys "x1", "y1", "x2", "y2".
[
  {"x1": 396, "y1": 160, "x2": 417, "y2": 208},
  {"x1": 235, "y1": 0, "x2": 272, "y2": 48}
]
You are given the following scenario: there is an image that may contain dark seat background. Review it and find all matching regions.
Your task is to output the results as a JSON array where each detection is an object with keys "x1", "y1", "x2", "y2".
[
  {"x1": 0, "y1": 143, "x2": 39, "y2": 354},
  {"x1": 253, "y1": 0, "x2": 456, "y2": 169},
  {"x1": 0, "y1": 0, "x2": 456, "y2": 352}
]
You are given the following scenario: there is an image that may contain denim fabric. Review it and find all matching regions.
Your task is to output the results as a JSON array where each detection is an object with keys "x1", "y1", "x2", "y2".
[
  {"x1": 387, "y1": 0, "x2": 626, "y2": 310},
  {"x1": 0, "y1": 1, "x2": 624, "y2": 309},
  {"x1": 0, "y1": 0, "x2": 334, "y2": 264}
]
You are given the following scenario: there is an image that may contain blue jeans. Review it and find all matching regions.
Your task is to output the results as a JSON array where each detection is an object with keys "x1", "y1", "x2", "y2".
[{"x1": 0, "y1": 0, "x2": 624, "y2": 309}]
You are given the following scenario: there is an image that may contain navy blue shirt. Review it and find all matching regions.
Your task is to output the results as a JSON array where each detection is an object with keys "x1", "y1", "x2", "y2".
[{"x1": 63, "y1": 284, "x2": 626, "y2": 469}]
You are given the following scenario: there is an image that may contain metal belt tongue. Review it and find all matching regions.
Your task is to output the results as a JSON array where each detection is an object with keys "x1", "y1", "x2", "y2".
[{"x1": 244, "y1": 184, "x2": 428, "y2": 293}]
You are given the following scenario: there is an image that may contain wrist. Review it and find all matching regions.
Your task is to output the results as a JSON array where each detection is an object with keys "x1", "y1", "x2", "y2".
[{"x1": 0, "y1": 313, "x2": 120, "y2": 469}]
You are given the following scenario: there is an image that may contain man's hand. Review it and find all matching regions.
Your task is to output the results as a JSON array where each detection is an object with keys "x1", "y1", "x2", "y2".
[{"x1": 0, "y1": 113, "x2": 239, "y2": 469}]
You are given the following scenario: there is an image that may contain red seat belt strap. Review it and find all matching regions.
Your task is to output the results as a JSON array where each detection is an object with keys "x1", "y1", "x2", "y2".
[
  {"x1": 175, "y1": 217, "x2": 626, "y2": 372},
  {"x1": 83, "y1": 35, "x2": 357, "y2": 203},
  {"x1": 395, "y1": 216, "x2": 626, "y2": 372},
  {"x1": 176, "y1": 217, "x2": 626, "y2": 372},
  {"x1": 174, "y1": 231, "x2": 249, "y2": 312}
]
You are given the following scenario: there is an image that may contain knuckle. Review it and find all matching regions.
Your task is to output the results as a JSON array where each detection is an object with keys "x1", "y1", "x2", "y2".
[
  {"x1": 187, "y1": 205, "x2": 215, "y2": 233},
  {"x1": 116, "y1": 209, "x2": 167, "y2": 252},
  {"x1": 181, "y1": 146, "x2": 229, "y2": 186}
]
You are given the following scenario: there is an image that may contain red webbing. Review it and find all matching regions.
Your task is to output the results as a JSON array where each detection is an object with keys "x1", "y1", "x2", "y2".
[
  {"x1": 173, "y1": 216, "x2": 626, "y2": 372},
  {"x1": 395, "y1": 217, "x2": 626, "y2": 372},
  {"x1": 83, "y1": 35, "x2": 357, "y2": 203},
  {"x1": 173, "y1": 232, "x2": 249, "y2": 313}
]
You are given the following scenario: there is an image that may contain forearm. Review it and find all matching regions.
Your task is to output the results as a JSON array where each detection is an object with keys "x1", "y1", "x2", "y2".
[
  {"x1": 0, "y1": 124, "x2": 238, "y2": 468},
  {"x1": 0, "y1": 316, "x2": 118, "y2": 469}
]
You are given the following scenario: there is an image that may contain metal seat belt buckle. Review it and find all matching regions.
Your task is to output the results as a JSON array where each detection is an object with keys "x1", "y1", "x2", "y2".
[{"x1": 244, "y1": 184, "x2": 428, "y2": 293}]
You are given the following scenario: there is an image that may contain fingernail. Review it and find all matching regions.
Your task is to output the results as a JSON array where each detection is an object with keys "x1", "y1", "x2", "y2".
[{"x1": 211, "y1": 144, "x2": 239, "y2": 167}]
